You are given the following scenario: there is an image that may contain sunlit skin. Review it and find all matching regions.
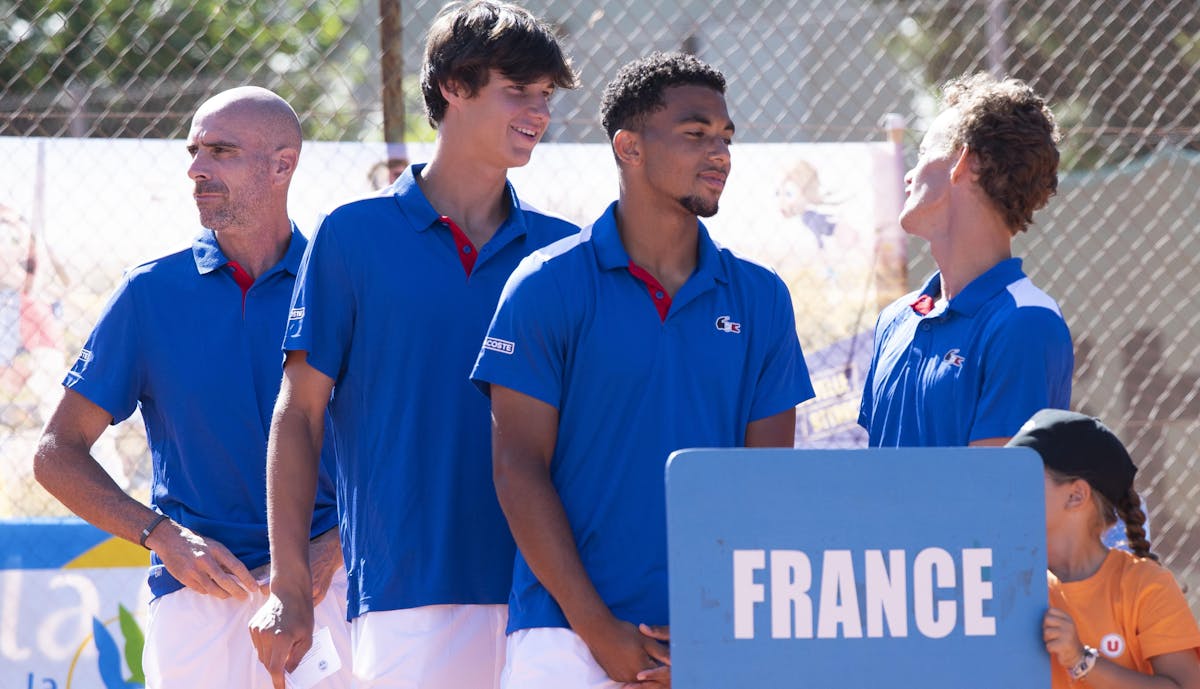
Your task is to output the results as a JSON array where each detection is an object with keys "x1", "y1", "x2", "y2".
[
  {"x1": 186, "y1": 111, "x2": 274, "y2": 235},
  {"x1": 894, "y1": 105, "x2": 1013, "y2": 310},
  {"x1": 181, "y1": 88, "x2": 299, "y2": 278},
  {"x1": 634, "y1": 84, "x2": 733, "y2": 220},
  {"x1": 418, "y1": 69, "x2": 558, "y2": 248},
  {"x1": 611, "y1": 84, "x2": 734, "y2": 300},
  {"x1": 899, "y1": 106, "x2": 960, "y2": 240},
  {"x1": 445, "y1": 70, "x2": 556, "y2": 172}
]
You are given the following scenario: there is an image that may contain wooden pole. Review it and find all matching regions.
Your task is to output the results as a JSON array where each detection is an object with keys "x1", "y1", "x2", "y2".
[{"x1": 379, "y1": 0, "x2": 405, "y2": 149}]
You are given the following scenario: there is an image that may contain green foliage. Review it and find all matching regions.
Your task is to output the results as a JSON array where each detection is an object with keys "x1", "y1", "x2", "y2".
[
  {"x1": 878, "y1": 1, "x2": 1200, "y2": 170},
  {"x1": 0, "y1": 0, "x2": 375, "y2": 140}
]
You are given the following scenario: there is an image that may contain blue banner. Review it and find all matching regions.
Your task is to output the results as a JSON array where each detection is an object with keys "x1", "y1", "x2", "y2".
[{"x1": 666, "y1": 447, "x2": 1049, "y2": 688}]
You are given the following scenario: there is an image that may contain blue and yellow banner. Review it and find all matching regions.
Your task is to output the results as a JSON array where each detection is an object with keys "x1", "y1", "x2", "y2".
[{"x1": 1, "y1": 519, "x2": 150, "y2": 689}]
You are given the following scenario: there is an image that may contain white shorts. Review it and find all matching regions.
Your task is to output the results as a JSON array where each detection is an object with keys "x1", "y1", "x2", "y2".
[
  {"x1": 350, "y1": 604, "x2": 507, "y2": 689},
  {"x1": 143, "y1": 568, "x2": 352, "y2": 689},
  {"x1": 501, "y1": 627, "x2": 622, "y2": 689}
]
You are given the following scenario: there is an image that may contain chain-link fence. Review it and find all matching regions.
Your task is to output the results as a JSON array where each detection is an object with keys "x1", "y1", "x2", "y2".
[{"x1": 2, "y1": 0, "x2": 1197, "y2": 616}]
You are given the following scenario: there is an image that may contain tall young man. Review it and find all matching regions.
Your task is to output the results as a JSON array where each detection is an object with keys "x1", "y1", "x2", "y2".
[
  {"x1": 248, "y1": 3, "x2": 579, "y2": 688},
  {"x1": 859, "y1": 73, "x2": 1073, "y2": 447},
  {"x1": 34, "y1": 87, "x2": 351, "y2": 689},
  {"x1": 471, "y1": 52, "x2": 815, "y2": 688}
]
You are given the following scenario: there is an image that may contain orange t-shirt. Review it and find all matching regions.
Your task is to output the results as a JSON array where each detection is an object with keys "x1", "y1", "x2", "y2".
[{"x1": 1048, "y1": 549, "x2": 1200, "y2": 688}]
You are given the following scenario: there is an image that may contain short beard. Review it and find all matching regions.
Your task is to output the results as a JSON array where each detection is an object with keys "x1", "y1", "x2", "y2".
[
  {"x1": 197, "y1": 206, "x2": 235, "y2": 231},
  {"x1": 680, "y1": 195, "x2": 719, "y2": 218}
]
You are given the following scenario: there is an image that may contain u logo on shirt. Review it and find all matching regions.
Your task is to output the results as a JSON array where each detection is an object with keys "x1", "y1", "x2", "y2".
[{"x1": 1100, "y1": 633, "x2": 1126, "y2": 658}]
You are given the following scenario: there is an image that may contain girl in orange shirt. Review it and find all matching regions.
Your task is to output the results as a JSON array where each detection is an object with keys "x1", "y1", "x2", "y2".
[{"x1": 1009, "y1": 409, "x2": 1200, "y2": 688}]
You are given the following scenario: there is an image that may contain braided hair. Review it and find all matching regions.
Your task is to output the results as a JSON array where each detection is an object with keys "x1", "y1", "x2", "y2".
[{"x1": 1115, "y1": 487, "x2": 1157, "y2": 561}]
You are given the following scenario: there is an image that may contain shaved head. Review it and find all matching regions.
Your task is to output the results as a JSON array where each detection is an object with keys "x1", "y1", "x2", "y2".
[
  {"x1": 194, "y1": 86, "x2": 302, "y2": 154},
  {"x1": 186, "y1": 87, "x2": 302, "y2": 232}
]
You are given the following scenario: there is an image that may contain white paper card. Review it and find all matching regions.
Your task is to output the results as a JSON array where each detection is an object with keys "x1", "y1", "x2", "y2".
[{"x1": 285, "y1": 626, "x2": 342, "y2": 689}]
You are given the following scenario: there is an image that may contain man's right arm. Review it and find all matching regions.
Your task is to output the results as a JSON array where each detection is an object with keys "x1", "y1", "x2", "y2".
[
  {"x1": 34, "y1": 389, "x2": 257, "y2": 598},
  {"x1": 491, "y1": 384, "x2": 667, "y2": 684},
  {"x1": 249, "y1": 350, "x2": 334, "y2": 688}
]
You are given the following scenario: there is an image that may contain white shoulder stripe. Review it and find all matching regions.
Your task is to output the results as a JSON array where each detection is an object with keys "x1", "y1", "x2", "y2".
[
  {"x1": 530, "y1": 222, "x2": 591, "y2": 262},
  {"x1": 1006, "y1": 277, "x2": 1062, "y2": 316}
]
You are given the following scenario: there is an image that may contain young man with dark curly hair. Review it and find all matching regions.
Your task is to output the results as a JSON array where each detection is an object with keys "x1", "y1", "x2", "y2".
[
  {"x1": 471, "y1": 52, "x2": 814, "y2": 689},
  {"x1": 248, "y1": 2, "x2": 579, "y2": 688},
  {"x1": 859, "y1": 72, "x2": 1074, "y2": 447}
]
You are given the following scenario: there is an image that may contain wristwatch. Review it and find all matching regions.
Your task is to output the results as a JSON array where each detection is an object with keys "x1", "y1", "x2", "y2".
[{"x1": 1068, "y1": 645, "x2": 1099, "y2": 680}]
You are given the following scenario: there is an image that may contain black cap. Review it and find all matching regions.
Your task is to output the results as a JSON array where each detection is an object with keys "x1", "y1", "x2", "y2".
[{"x1": 1006, "y1": 409, "x2": 1137, "y2": 506}]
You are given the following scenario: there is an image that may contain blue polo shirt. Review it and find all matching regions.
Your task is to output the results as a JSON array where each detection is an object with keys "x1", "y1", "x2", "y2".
[
  {"x1": 64, "y1": 226, "x2": 340, "y2": 598},
  {"x1": 470, "y1": 201, "x2": 815, "y2": 633},
  {"x1": 285, "y1": 163, "x2": 578, "y2": 620},
  {"x1": 858, "y1": 257, "x2": 1073, "y2": 446}
]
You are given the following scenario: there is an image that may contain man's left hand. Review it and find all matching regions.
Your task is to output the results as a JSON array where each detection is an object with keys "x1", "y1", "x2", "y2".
[
  {"x1": 247, "y1": 528, "x2": 343, "y2": 604},
  {"x1": 626, "y1": 623, "x2": 671, "y2": 688},
  {"x1": 307, "y1": 527, "x2": 342, "y2": 605}
]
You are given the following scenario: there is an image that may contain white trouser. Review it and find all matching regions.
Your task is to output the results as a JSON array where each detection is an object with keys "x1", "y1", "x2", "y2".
[
  {"x1": 350, "y1": 603, "x2": 507, "y2": 689},
  {"x1": 501, "y1": 627, "x2": 623, "y2": 689},
  {"x1": 144, "y1": 567, "x2": 352, "y2": 689}
]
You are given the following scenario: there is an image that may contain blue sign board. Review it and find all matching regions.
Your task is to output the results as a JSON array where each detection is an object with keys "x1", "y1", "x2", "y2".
[{"x1": 666, "y1": 448, "x2": 1049, "y2": 688}]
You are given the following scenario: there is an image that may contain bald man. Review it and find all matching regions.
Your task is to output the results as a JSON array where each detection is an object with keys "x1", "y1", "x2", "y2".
[{"x1": 34, "y1": 87, "x2": 352, "y2": 689}]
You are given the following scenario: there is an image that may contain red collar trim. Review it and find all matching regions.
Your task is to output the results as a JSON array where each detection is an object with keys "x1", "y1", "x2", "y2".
[
  {"x1": 227, "y1": 261, "x2": 254, "y2": 310},
  {"x1": 628, "y1": 261, "x2": 671, "y2": 321},
  {"x1": 440, "y1": 215, "x2": 477, "y2": 277},
  {"x1": 911, "y1": 294, "x2": 935, "y2": 316}
]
